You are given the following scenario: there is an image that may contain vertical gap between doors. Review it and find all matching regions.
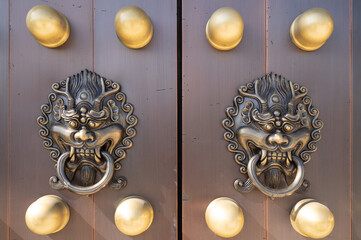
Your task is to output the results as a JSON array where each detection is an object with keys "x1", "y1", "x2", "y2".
[
  {"x1": 264, "y1": 0, "x2": 269, "y2": 239},
  {"x1": 91, "y1": 0, "x2": 96, "y2": 239},
  {"x1": 177, "y1": 0, "x2": 183, "y2": 239},
  {"x1": 7, "y1": 0, "x2": 11, "y2": 239},
  {"x1": 349, "y1": 0, "x2": 353, "y2": 239}
]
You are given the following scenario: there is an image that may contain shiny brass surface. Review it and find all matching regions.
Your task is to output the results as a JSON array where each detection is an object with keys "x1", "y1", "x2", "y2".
[
  {"x1": 25, "y1": 195, "x2": 70, "y2": 235},
  {"x1": 205, "y1": 197, "x2": 244, "y2": 238},
  {"x1": 38, "y1": 70, "x2": 138, "y2": 195},
  {"x1": 26, "y1": 5, "x2": 70, "y2": 48},
  {"x1": 114, "y1": 6, "x2": 153, "y2": 49},
  {"x1": 222, "y1": 73, "x2": 323, "y2": 198},
  {"x1": 290, "y1": 8, "x2": 334, "y2": 51},
  {"x1": 206, "y1": 7, "x2": 244, "y2": 51},
  {"x1": 114, "y1": 196, "x2": 154, "y2": 236},
  {"x1": 290, "y1": 199, "x2": 335, "y2": 239}
]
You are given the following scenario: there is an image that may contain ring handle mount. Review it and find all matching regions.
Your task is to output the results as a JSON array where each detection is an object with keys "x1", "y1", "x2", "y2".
[
  {"x1": 56, "y1": 151, "x2": 114, "y2": 195},
  {"x1": 247, "y1": 154, "x2": 305, "y2": 198}
]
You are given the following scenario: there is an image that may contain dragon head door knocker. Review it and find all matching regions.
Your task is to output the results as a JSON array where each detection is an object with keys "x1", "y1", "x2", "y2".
[
  {"x1": 222, "y1": 73, "x2": 323, "y2": 198},
  {"x1": 38, "y1": 70, "x2": 137, "y2": 195}
]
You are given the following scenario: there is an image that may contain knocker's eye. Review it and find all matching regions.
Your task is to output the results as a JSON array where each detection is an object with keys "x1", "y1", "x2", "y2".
[
  {"x1": 261, "y1": 123, "x2": 274, "y2": 131},
  {"x1": 283, "y1": 123, "x2": 294, "y2": 132},
  {"x1": 68, "y1": 120, "x2": 78, "y2": 128},
  {"x1": 88, "y1": 120, "x2": 101, "y2": 128}
]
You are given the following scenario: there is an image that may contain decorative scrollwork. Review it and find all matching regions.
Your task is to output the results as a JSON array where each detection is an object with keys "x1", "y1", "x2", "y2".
[
  {"x1": 38, "y1": 69, "x2": 137, "y2": 195},
  {"x1": 223, "y1": 95, "x2": 248, "y2": 173},
  {"x1": 222, "y1": 73, "x2": 323, "y2": 198}
]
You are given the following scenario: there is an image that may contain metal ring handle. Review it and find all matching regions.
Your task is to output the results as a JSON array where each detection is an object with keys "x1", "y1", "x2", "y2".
[
  {"x1": 57, "y1": 151, "x2": 114, "y2": 195},
  {"x1": 247, "y1": 154, "x2": 304, "y2": 198}
]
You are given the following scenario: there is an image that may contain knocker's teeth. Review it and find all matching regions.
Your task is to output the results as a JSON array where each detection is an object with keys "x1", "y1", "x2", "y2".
[
  {"x1": 287, "y1": 152, "x2": 292, "y2": 160},
  {"x1": 70, "y1": 154, "x2": 75, "y2": 162}
]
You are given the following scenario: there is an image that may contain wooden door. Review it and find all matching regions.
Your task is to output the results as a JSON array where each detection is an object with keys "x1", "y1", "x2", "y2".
[
  {"x1": 1, "y1": 1, "x2": 360, "y2": 240},
  {"x1": 1, "y1": 0, "x2": 177, "y2": 240},
  {"x1": 182, "y1": 0, "x2": 360, "y2": 240}
]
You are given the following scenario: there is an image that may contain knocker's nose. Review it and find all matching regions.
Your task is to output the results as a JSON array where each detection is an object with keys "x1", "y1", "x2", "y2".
[
  {"x1": 74, "y1": 126, "x2": 95, "y2": 142},
  {"x1": 268, "y1": 131, "x2": 289, "y2": 146}
]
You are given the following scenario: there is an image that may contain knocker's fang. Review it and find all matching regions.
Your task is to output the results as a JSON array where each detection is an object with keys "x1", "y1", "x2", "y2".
[
  {"x1": 94, "y1": 154, "x2": 101, "y2": 164},
  {"x1": 95, "y1": 148, "x2": 101, "y2": 161},
  {"x1": 286, "y1": 152, "x2": 292, "y2": 168},
  {"x1": 259, "y1": 150, "x2": 267, "y2": 166},
  {"x1": 69, "y1": 146, "x2": 75, "y2": 162}
]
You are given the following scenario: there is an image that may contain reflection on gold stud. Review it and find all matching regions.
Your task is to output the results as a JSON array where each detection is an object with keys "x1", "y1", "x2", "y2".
[
  {"x1": 25, "y1": 195, "x2": 70, "y2": 235},
  {"x1": 26, "y1": 5, "x2": 70, "y2": 48},
  {"x1": 114, "y1": 6, "x2": 153, "y2": 49},
  {"x1": 290, "y1": 8, "x2": 334, "y2": 51},
  {"x1": 205, "y1": 197, "x2": 244, "y2": 238},
  {"x1": 290, "y1": 199, "x2": 335, "y2": 239},
  {"x1": 114, "y1": 196, "x2": 154, "y2": 236},
  {"x1": 206, "y1": 7, "x2": 244, "y2": 51}
]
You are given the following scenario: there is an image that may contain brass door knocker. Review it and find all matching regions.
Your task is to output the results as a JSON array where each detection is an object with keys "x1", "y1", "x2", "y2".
[
  {"x1": 222, "y1": 73, "x2": 323, "y2": 198},
  {"x1": 38, "y1": 70, "x2": 138, "y2": 195}
]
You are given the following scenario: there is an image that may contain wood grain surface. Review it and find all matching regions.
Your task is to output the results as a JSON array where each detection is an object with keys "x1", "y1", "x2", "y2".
[
  {"x1": 0, "y1": 0, "x2": 9, "y2": 239},
  {"x1": 182, "y1": 1, "x2": 266, "y2": 239},
  {"x1": 183, "y1": 0, "x2": 354, "y2": 239},
  {"x1": 93, "y1": 1, "x2": 177, "y2": 240},
  {"x1": 9, "y1": 1, "x2": 93, "y2": 239},
  {"x1": 1, "y1": 0, "x2": 360, "y2": 239},
  {"x1": 267, "y1": 1, "x2": 351, "y2": 239},
  {"x1": 352, "y1": 0, "x2": 361, "y2": 239}
]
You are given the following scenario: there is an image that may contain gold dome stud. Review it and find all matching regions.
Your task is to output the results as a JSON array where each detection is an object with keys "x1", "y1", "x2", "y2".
[
  {"x1": 290, "y1": 199, "x2": 335, "y2": 239},
  {"x1": 114, "y1": 196, "x2": 154, "y2": 236},
  {"x1": 25, "y1": 195, "x2": 70, "y2": 235},
  {"x1": 290, "y1": 8, "x2": 334, "y2": 51},
  {"x1": 206, "y1": 7, "x2": 244, "y2": 51},
  {"x1": 205, "y1": 197, "x2": 244, "y2": 238},
  {"x1": 114, "y1": 6, "x2": 153, "y2": 49},
  {"x1": 26, "y1": 5, "x2": 70, "y2": 48}
]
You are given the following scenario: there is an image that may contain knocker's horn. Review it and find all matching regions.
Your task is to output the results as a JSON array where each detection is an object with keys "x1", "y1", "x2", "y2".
[
  {"x1": 52, "y1": 77, "x2": 75, "y2": 108},
  {"x1": 247, "y1": 154, "x2": 304, "y2": 198},
  {"x1": 288, "y1": 81, "x2": 308, "y2": 113},
  {"x1": 239, "y1": 79, "x2": 268, "y2": 113},
  {"x1": 93, "y1": 77, "x2": 120, "y2": 111},
  {"x1": 56, "y1": 151, "x2": 114, "y2": 195}
]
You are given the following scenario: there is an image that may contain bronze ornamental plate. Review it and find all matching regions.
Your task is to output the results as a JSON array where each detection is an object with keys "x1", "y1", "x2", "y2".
[
  {"x1": 38, "y1": 70, "x2": 137, "y2": 195},
  {"x1": 222, "y1": 73, "x2": 323, "y2": 198}
]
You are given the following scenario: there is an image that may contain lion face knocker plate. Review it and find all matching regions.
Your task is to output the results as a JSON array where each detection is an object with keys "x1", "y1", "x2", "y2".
[
  {"x1": 38, "y1": 70, "x2": 137, "y2": 195},
  {"x1": 222, "y1": 73, "x2": 323, "y2": 198}
]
